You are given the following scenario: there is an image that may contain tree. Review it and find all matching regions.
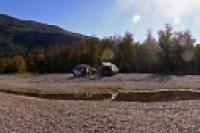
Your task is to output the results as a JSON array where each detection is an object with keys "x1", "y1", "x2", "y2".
[
  {"x1": 29, "y1": 48, "x2": 47, "y2": 73},
  {"x1": 77, "y1": 38, "x2": 100, "y2": 67},
  {"x1": 194, "y1": 44, "x2": 200, "y2": 73},
  {"x1": 158, "y1": 24, "x2": 174, "y2": 73},
  {"x1": 14, "y1": 56, "x2": 27, "y2": 73},
  {"x1": 114, "y1": 32, "x2": 137, "y2": 72},
  {"x1": 101, "y1": 37, "x2": 116, "y2": 62},
  {"x1": 139, "y1": 30, "x2": 162, "y2": 73}
]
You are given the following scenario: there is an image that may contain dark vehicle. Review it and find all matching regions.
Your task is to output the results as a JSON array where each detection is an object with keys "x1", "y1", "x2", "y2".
[
  {"x1": 101, "y1": 62, "x2": 119, "y2": 76},
  {"x1": 72, "y1": 64, "x2": 96, "y2": 78}
]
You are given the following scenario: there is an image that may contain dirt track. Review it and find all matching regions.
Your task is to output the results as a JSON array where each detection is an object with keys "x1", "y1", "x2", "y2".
[{"x1": 0, "y1": 74, "x2": 200, "y2": 94}]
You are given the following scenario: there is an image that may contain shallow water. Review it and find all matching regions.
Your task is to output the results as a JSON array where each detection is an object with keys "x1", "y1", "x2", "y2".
[{"x1": 1, "y1": 89, "x2": 200, "y2": 102}]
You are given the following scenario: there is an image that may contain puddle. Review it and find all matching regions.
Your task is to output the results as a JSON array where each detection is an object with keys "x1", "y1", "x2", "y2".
[
  {"x1": 114, "y1": 91, "x2": 200, "y2": 102},
  {"x1": 0, "y1": 89, "x2": 200, "y2": 102},
  {"x1": 0, "y1": 89, "x2": 112, "y2": 101}
]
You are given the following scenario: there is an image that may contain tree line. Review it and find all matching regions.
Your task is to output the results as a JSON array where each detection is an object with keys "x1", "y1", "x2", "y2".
[{"x1": 1, "y1": 24, "x2": 200, "y2": 74}]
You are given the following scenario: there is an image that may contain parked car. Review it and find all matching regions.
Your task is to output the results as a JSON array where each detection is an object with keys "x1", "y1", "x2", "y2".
[
  {"x1": 72, "y1": 64, "x2": 96, "y2": 78},
  {"x1": 101, "y1": 62, "x2": 119, "y2": 76}
]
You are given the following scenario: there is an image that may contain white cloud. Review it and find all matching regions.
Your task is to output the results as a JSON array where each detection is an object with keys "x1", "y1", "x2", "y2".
[
  {"x1": 115, "y1": 0, "x2": 135, "y2": 11},
  {"x1": 112, "y1": 0, "x2": 200, "y2": 42},
  {"x1": 114, "y1": 0, "x2": 200, "y2": 28},
  {"x1": 153, "y1": 0, "x2": 200, "y2": 18},
  {"x1": 115, "y1": 0, "x2": 200, "y2": 18},
  {"x1": 132, "y1": 15, "x2": 141, "y2": 24}
]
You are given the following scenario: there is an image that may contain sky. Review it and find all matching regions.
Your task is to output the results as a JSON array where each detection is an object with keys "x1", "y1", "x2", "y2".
[{"x1": 1, "y1": 0, "x2": 200, "y2": 43}]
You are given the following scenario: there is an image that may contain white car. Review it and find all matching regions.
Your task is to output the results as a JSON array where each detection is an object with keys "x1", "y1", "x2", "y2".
[{"x1": 101, "y1": 62, "x2": 119, "y2": 76}]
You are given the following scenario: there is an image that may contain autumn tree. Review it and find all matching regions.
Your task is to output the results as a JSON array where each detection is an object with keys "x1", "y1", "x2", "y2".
[
  {"x1": 158, "y1": 24, "x2": 174, "y2": 72},
  {"x1": 194, "y1": 44, "x2": 200, "y2": 72},
  {"x1": 139, "y1": 30, "x2": 162, "y2": 73},
  {"x1": 14, "y1": 55, "x2": 27, "y2": 73},
  {"x1": 114, "y1": 32, "x2": 137, "y2": 72},
  {"x1": 101, "y1": 37, "x2": 116, "y2": 62},
  {"x1": 29, "y1": 48, "x2": 47, "y2": 73}
]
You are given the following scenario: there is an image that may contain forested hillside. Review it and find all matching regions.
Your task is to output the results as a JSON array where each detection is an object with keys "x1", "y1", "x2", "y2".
[
  {"x1": 0, "y1": 14, "x2": 93, "y2": 48},
  {"x1": 0, "y1": 14, "x2": 200, "y2": 74}
]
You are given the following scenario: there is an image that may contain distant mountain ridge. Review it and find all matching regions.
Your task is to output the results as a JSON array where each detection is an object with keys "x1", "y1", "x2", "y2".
[{"x1": 0, "y1": 14, "x2": 95, "y2": 48}]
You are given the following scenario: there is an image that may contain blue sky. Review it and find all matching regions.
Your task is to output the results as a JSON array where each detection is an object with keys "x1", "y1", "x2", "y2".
[{"x1": 1, "y1": 0, "x2": 200, "y2": 43}]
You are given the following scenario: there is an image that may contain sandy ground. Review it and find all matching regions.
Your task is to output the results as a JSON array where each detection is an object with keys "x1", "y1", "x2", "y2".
[
  {"x1": 0, "y1": 93, "x2": 199, "y2": 133},
  {"x1": 0, "y1": 74, "x2": 199, "y2": 132}
]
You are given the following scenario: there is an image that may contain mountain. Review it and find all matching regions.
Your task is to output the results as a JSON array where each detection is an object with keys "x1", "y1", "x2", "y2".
[{"x1": 0, "y1": 14, "x2": 95, "y2": 48}]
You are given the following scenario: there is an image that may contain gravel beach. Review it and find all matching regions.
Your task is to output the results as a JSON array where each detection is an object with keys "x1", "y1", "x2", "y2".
[
  {"x1": 0, "y1": 74, "x2": 199, "y2": 132},
  {"x1": 0, "y1": 93, "x2": 199, "y2": 132}
]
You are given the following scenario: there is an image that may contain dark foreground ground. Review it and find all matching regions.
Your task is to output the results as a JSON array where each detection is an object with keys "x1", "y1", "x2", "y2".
[
  {"x1": 0, "y1": 93, "x2": 199, "y2": 133},
  {"x1": 0, "y1": 74, "x2": 199, "y2": 132}
]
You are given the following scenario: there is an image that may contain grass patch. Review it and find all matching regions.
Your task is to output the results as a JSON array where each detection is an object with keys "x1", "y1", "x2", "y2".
[{"x1": 16, "y1": 72, "x2": 39, "y2": 78}]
